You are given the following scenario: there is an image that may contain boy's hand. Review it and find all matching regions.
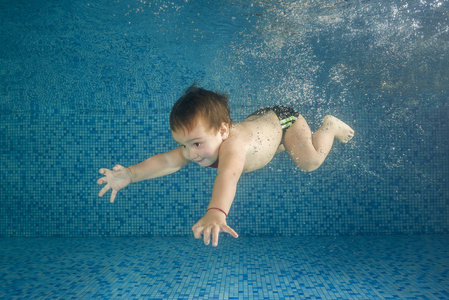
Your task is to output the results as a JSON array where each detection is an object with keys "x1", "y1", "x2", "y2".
[
  {"x1": 192, "y1": 209, "x2": 238, "y2": 247},
  {"x1": 97, "y1": 165, "x2": 132, "y2": 203}
]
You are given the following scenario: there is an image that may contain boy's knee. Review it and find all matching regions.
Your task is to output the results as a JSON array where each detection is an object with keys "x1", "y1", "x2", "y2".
[
  {"x1": 298, "y1": 163, "x2": 320, "y2": 172},
  {"x1": 290, "y1": 155, "x2": 321, "y2": 172}
]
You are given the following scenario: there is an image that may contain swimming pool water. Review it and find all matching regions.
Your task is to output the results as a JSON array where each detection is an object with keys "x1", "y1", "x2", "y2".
[
  {"x1": 1, "y1": 0, "x2": 448, "y2": 238},
  {"x1": 1, "y1": 0, "x2": 449, "y2": 298}
]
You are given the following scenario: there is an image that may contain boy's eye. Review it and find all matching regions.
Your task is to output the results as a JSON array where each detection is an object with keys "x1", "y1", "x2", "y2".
[{"x1": 194, "y1": 143, "x2": 201, "y2": 147}]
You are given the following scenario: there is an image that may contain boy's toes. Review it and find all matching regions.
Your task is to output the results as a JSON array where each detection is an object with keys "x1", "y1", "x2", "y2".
[
  {"x1": 345, "y1": 132, "x2": 354, "y2": 142},
  {"x1": 340, "y1": 132, "x2": 354, "y2": 143}
]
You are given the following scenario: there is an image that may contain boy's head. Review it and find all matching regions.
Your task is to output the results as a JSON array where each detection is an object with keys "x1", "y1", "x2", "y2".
[{"x1": 170, "y1": 85, "x2": 232, "y2": 134}]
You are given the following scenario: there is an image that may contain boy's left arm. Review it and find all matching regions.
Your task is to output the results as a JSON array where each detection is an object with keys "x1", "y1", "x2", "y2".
[{"x1": 192, "y1": 145, "x2": 245, "y2": 247}]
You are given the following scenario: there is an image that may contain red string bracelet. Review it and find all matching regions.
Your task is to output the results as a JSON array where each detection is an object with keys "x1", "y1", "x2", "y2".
[{"x1": 207, "y1": 207, "x2": 228, "y2": 218}]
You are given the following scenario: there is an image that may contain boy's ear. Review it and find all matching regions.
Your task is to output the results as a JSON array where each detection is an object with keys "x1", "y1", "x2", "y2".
[{"x1": 220, "y1": 122, "x2": 230, "y2": 140}]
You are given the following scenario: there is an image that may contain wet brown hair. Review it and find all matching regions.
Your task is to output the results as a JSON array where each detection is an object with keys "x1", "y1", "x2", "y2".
[{"x1": 169, "y1": 85, "x2": 232, "y2": 133}]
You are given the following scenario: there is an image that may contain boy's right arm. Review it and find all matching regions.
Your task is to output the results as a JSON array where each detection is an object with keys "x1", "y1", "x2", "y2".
[
  {"x1": 128, "y1": 147, "x2": 190, "y2": 182},
  {"x1": 97, "y1": 147, "x2": 189, "y2": 203}
]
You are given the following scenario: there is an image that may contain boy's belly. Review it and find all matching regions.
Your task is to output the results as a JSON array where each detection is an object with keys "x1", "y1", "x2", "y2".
[{"x1": 241, "y1": 112, "x2": 284, "y2": 173}]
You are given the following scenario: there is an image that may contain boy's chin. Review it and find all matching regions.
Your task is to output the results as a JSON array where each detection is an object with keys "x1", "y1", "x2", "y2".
[
  {"x1": 194, "y1": 158, "x2": 207, "y2": 165},
  {"x1": 196, "y1": 158, "x2": 215, "y2": 167}
]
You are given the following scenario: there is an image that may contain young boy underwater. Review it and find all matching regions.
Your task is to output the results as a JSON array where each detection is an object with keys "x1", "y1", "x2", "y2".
[{"x1": 97, "y1": 85, "x2": 354, "y2": 247}]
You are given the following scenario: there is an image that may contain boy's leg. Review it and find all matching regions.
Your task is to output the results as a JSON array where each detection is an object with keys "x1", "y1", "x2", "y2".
[{"x1": 283, "y1": 115, "x2": 354, "y2": 171}]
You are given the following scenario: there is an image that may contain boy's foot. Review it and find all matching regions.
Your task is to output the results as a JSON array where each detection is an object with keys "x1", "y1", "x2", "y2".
[{"x1": 323, "y1": 115, "x2": 354, "y2": 143}]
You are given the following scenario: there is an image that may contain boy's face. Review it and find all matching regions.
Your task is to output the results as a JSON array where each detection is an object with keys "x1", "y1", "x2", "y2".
[{"x1": 172, "y1": 118, "x2": 229, "y2": 167}]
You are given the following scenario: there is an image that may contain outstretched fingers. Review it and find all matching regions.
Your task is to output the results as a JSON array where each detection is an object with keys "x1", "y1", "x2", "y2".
[
  {"x1": 97, "y1": 165, "x2": 131, "y2": 203},
  {"x1": 97, "y1": 176, "x2": 107, "y2": 185},
  {"x1": 211, "y1": 226, "x2": 220, "y2": 247},
  {"x1": 110, "y1": 189, "x2": 117, "y2": 203},
  {"x1": 98, "y1": 184, "x2": 111, "y2": 197},
  {"x1": 98, "y1": 168, "x2": 110, "y2": 175},
  {"x1": 113, "y1": 164, "x2": 125, "y2": 171},
  {"x1": 192, "y1": 224, "x2": 238, "y2": 247},
  {"x1": 97, "y1": 168, "x2": 111, "y2": 186},
  {"x1": 98, "y1": 183, "x2": 117, "y2": 203},
  {"x1": 203, "y1": 227, "x2": 212, "y2": 245},
  {"x1": 222, "y1": 225, "x2": 239, "y2": 239},
  {"x1": 193, "y1": 225, "x2": 203, "y2": 239}
]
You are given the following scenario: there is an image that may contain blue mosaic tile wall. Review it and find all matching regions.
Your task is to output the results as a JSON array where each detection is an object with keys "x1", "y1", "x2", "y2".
[{"x1": 1, "y1": 0, "x2": 448, "y2": 237}]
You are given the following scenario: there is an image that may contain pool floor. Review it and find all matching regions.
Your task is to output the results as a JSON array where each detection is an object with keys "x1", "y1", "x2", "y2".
[{"x1": 1, "y1": 235, "x2": 448, "y2": 299}]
